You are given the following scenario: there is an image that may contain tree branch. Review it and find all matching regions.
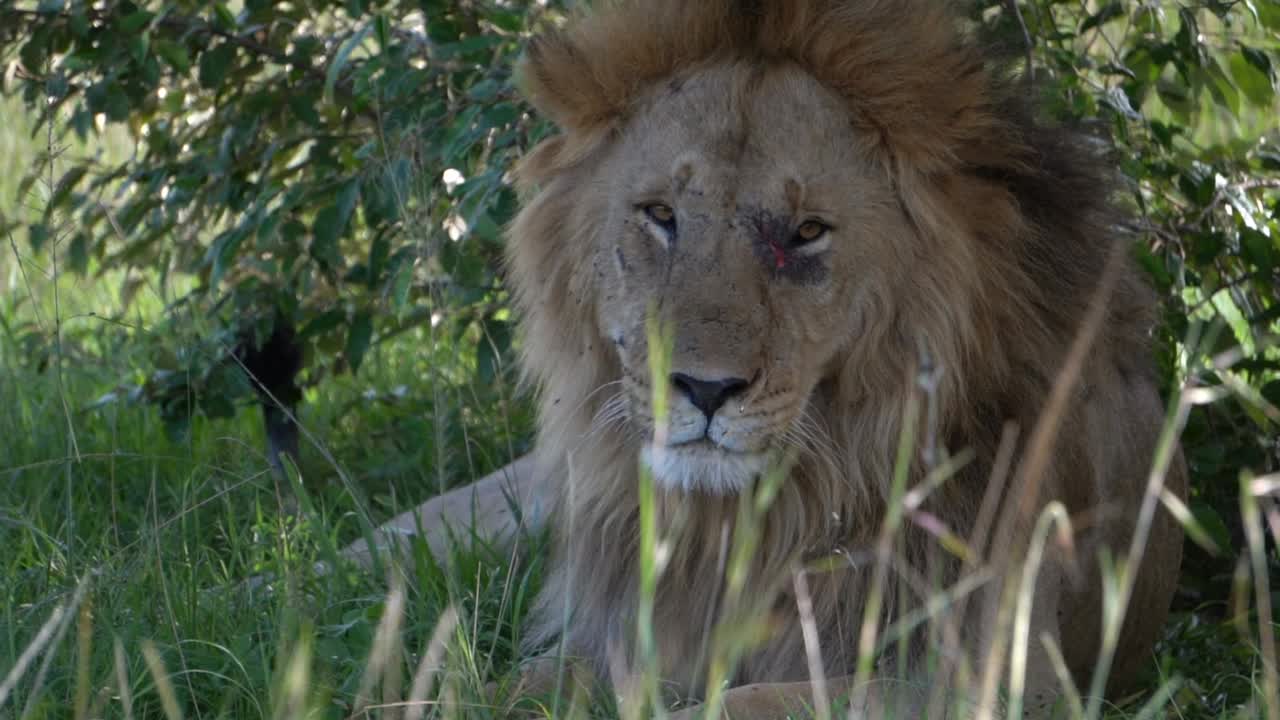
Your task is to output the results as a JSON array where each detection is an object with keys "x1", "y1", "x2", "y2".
[{"x1": 1005, "y1": 0, "x2": 1035, "y2": 82}]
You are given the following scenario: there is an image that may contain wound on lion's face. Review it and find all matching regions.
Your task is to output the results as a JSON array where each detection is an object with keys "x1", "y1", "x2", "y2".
[
  {"x1": 769, "y1": 238, "x2": 786, "y2": 269},
  {"x1": 747, "y1": 206, "x2": 825, "y2": 284}
]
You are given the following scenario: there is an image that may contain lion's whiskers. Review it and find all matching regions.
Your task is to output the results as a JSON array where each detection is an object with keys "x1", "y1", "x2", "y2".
[
  {"x1": 781, "y1": 406, "x2": 841, "y2": 477},
  {"x1": 580, "y1": 391, "x2": 635, "y2": 448}
]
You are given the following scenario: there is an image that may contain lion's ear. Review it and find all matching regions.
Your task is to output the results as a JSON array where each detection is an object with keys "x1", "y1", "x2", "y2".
[{"x1": 517, "y1": 30, "x2": 618, "y2": 134}]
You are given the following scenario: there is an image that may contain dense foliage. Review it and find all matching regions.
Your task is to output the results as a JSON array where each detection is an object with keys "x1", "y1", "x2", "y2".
[
  {"x1": 982, "y1": 0, "x2": 1280, "y2": 610},
  {"x1": 2, "y1": 0, "x2": 554, "y2": 444},
  {"x1": 0, "y1": 0, "x2": 1278, "y2": 714}
]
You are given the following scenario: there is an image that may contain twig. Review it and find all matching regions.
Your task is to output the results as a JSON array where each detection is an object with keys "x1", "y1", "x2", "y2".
[{"x1": 1005, "y1": 0, "x2": 1035, "y2": 82}]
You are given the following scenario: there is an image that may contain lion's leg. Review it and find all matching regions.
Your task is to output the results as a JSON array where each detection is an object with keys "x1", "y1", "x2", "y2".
[
  {"x1": 475, "y1": 653, "x2": 599, "y2": 718},
  {"x1": 667, "y1": 676, "x2": 925, "y2": 720},
  {"x1": 667, "y1": 562, "x2": 1070, "y2": 720},
  {"x1": 340, "y1": 454, "x2": 544, "y2": 568}
]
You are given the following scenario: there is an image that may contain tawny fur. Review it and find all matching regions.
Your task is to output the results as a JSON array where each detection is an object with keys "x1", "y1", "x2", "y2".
[{"x1": 505, "y1": 0, "x2": 1186, "y2": 705}]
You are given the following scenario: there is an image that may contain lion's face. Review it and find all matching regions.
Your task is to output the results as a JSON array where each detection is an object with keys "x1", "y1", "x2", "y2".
[{"x1": 585, "y1": 63, "x2": 915, "y2": 494}]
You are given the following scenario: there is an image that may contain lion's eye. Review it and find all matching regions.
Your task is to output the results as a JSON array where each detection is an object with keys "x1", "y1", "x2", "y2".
[
  {"x1": 794, "y1": 220, "x2": 830, "y2": 246},
  {"x1": 643, "y1": 203, "x2": 677, "y2": 232}
]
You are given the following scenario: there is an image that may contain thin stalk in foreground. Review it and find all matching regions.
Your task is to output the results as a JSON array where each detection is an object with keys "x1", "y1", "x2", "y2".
[
  {"x1": 0, "y1": 574, "x2": 84, "y2": 707},
  {"x1": 852, "y1": 389, "x2": 921, "y2": 694},
  {"x1": 1083, "y1": 385, "x2": 1191, "y2": 718},
  {"x1": 1240, "y1": 472, "x2": 1280, "y2": 720},
  {"x1": 141, "y1": 640, "x2": 185, "y2": 720},
  {"x1": 699, "y1": 461, "x2": 787, "y2": 720},
  {"x1": 633, "y1": 309, "x2": 674, "y2": 720},
  {"x1": 1007, "y1": 501, "x2": 1072, "y2": 720}
]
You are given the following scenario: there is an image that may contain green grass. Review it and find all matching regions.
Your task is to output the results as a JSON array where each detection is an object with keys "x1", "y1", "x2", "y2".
[
  {"x1": 0, "y1": 312, "x2": 549, "y2": 719},
  {"x1": 4, "y1": 304, "x2": 1276, "y2": 720},
  {"x1": 2, "y1": 103, "x2": 1279, "y2": 720},
  {"x1": 1, "y1": 101, "x2": 543, "y2": 713}
]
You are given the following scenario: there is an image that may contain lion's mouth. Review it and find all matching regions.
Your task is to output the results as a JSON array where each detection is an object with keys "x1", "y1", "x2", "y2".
[{"x1": 641, "y1": 440, "x2": 771, "y2": 495}]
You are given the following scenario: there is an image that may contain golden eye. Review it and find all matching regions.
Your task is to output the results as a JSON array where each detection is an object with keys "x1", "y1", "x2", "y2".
[
  {"x1": 644, "y1": 203, "x2": 675, "y2": 226},
  {"x1": 795, "y1": 220, "x2": 829, "y2": 244}
]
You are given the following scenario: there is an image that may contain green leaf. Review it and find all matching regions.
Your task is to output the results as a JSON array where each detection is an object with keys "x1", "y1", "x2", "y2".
[
  {"x1": 1240, "y1": 227, "x2": 1276, "y2": 272},
  {"x1": 198, "y1": 44, "x2": 236, "y2": 90},
  {"x1": 1188, "y1": 502, "x2": 1232, "y2": 557},
  {"x1": 287, "y1": 91, "x2": 321, "y2": 127},
  {"x1": 1155, "y1": 78, "x2": 1194, "y2": 125},
  {"x1": 102, "y1": 83, "x2": 131, "y2": 122},
  {"x1": 1148, "y1": 120, "x2": 1178, "y2": 149},
  {"x1": 1174, "y1": 9, "x2": 1201, "y2": 63},
  {"x1": 1101, "y1": 87, "x2": 1142, "y2": 120},
  {"x1": 389, "y1": 260, "x2": 414, "y2": 316},
  {"x1": 129, "y1": 33, "x2": 151, "y2": 64},
  {"x1": 1256, "y1": 1, "x2": 1280, "y2": 30},
  {"x1": 69, "y1": 12, "x2": 89, "y2": 37},
  {"x1": 299, "y1": 309, "x2": 345, "y2": 340},
  {"x1": 360, "y1": 173, "x2": 399, "y2": 227},
  {"x1": 482, "y1": 102, "x2": 520, "y2": 128},
  {"x1": 345, "y1": 311, "x2": 374, "y2": 374},
  {"x1": 488, "y1": 10, "x2": 525, "y2": 33},
  {"x1": 324, "y1": 22, "x2": 374, "y2": 106},
  {"x1": 374, "y1": 15, "x2": 390, "y2": 51},
  {"x1": 67, "y1": 232, "x2": 90, "y2": 275},
  {"x1": 468, "y1": 79, "x2": 502, "y2": 102},
  {"x1": 1263, "y1": 379, "x2": 1280, "y2": 408},
  {"x1": 310, "y1": 205, "x2": 345, "y2": 270},
  {"x1": 1080, "y1": 2, "x2": 1125, "y2": 32},
  {"x1": 20, "y1": 33, "x2": 47, "y2": 72},
  {"x1": 1097, "y1": 63, "x2": 1136, "y2": 80},
  {"x1": 476, "y1": 315, "x2": 512, "y2": 386},
  {"x1": 1242, "y1": 46, "x2": 1274, "y2": 76},
  {"x1": 1133, "y1": 5, "x2": 1162, "y2": 35},
  {"x1": 155, "y1": 39, "x2": 192, "y2": 74},
  {"x1": 49, "y1": 165, "x2": 88, "y2": 211},
  {"x1": 208, "y1": 229, "x2": 245, "y2": 287},
  {"x1": 118, "y1": 10, "x2": 155, "y2": 33},
  {"x1": 337, "y1": 179, "x2": 361, "y2": 228},
  {"x1": 367, "y1": 233, "x2": 389, "y2": 288},
  {"x1": 1200, "y1": 62, "x2": 1240, "y2": 117},
  {"x1": 213, "y1": 3, "x2": 238, "y2": 29},
  {"x1": 28, "y1": 223, "x2": 49, "y2": 254},
  {"x1": 1230, "y1": 47, "x2": 1275, "y2": 109}
]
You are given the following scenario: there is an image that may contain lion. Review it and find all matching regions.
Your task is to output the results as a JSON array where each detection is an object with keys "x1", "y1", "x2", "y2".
[{"x1": 344, "y1": 1, "x2": 1188, "y2": 716}]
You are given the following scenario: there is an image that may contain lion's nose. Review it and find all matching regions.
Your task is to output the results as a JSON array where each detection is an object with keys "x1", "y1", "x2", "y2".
[{"x1": 670, "y1": 372, "x2": 751, "y2": 419}]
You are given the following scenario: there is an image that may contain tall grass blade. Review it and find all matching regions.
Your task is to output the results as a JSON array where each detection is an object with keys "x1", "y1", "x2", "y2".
[
  {"x1": 1241, "y1": 472, "x2": 1280, "y2": 720},
  {"x1": 141, "y1": 640, "x2": 185, "y2": 720},
  {"x1": 113, "y1": 637, "x2": 135, "y2": 720},
  {"x1": 406, "y1": 607, "x2": 460, "y2": 720}
]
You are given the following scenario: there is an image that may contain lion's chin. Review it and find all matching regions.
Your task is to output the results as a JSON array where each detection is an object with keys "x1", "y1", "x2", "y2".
[{"x1": 641, "y1": 441, "x2": 770, "y2": 495}]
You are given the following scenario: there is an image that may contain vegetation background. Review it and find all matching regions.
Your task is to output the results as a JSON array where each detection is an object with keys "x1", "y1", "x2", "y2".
[{"x1": 0, "y1": 0, "x2": 1277, "y2": 718}]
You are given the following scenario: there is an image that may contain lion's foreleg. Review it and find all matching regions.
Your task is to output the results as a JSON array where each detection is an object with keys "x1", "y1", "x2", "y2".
[
  {"x1": 488, "y1": 654, "x2": 598, "y2": 714},
  {"x1": 666, "y1": 557, "x2": 1070, "y2": 720},
  {"x1": 340, "y1": 454, "x2": 544, "y2": 568},
  {"x1": 666, "y1": 676, "x2": 925, "y2": 720}
]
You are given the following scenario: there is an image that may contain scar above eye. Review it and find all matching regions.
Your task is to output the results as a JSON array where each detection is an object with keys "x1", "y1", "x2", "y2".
[
  {"x1": 784, "y1": 178, "x2": 803, "y2": 209},
  {"x1": 673, "y1": 162, "x2": 694, "y2": 193}
]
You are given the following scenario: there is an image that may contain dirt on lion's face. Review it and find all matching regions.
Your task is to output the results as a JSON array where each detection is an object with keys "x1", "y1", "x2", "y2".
[{"x1": 591, "y1": 63, "x2": 913, "y2": 494}]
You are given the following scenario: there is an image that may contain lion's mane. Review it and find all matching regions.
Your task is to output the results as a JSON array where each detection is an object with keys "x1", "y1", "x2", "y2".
[{"x1": 503, "y1": 0, "x2": 1180, "y2": 696}]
